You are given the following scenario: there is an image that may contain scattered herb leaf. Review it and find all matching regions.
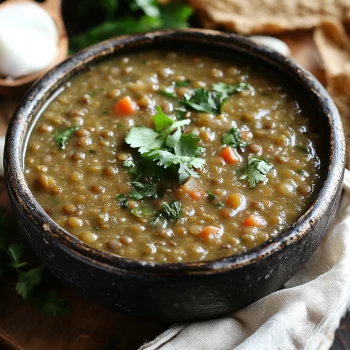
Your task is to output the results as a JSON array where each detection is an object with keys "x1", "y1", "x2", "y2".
[
  {"x1": 240, "y1": 156, "x2": 273, "y2": 188},
  {"x1": 54, "y1": 127, "x2": 78, "y2": 150},
  {"x1": 16, "y1": 266, "x2": 45, "y2": 300},
  {"x1": 162, "y1": 201, "x2": 182, "y2": 221},
  {"x1": 174, "y1": 80, "x2": 191, "y2": 87},
  {"x1": 33, "y1": 289, "x2": 71, "y2": 317},
  {"x1": 116, "y1": 194, "x2": 129, "y2": 209},
  {"x1": 129, "y1": 182, "x2": 157, "y2": 200},
  {"x1": 215, "y1": 202, "x2": 225, "y2": 208},
  {"x1": 212, "y1": 82, "x2": 250, "y2": 95},
  {"x1": 131, "y1": 205, "x2": 156, "y2": 219},
  {"x1": 89, "y1": 149, "x2": 97, "y2": 154},
  {"x1": 206, "y1": 191, "x2": 215, "y2": 201},
  {"x1": 159, "y1": 90, "x2": 177, "y2": 99},
  {"x1": 221, "y1": 128, "x2": 247, "y2": 150},
  {"x1": 49, "y1": 197, "x2": 60, "y2": 206},
  {"x1": 123, "y1": 156, "x2": 135, "y2": 168}
]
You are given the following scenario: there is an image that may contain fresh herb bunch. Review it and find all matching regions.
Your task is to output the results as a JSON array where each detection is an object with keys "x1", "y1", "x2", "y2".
[
  {"x1": 126, "y1": 105, "x2": 206, "y2": 183},
  {"x1": 69, "y1": 0, "x2": 193, "y2": 52},
  {"x1": 0, "y1": 209, "x2": 70, "y2": 316}
]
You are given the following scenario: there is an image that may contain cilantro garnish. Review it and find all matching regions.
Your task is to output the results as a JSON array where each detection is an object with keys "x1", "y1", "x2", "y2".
[
  {"x1": 0, "y1": 210, "x2": 70, "y2": 316},
  {"x1": 126, "y1": 105, "x2": 205, "y2": 183},
  {"x1": 174, "y1": 80, "x2": 191, "y2": 87},
  {"x1": 221, "y1": 128, "x2": 247, "y2": 150},
  {"x1": 212, "y1": 82, "x2": 250, "y2": 95},
  {"x1": 162, "y1": 201, "x2": 182, "y2": 221},
  {"x1": 159, "y1": 90, "x2": 178, "y2": 99},
  {"x1": 206, "y1": 191, "x2": 215, "y2": 201},
  {"x1": 240, "y1": 156, "x2": 273, "y2": 188},
  {"x1": 116, "y1": 194, "x2": 129, "y2": 209},
  {"x1": 129, "y1": 182, "x2": 157, "y2": 200},
  {"x1": 54, "y1": 126, "x2": 78, "y2": 150}
]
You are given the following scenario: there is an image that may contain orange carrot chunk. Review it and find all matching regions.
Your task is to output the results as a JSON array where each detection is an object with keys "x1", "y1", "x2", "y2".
[
  {"x1": 200, "y1": 226, "x2": 222, "y2": 241},
  {"x1": 220, "y1": 147, "x2": 240, "y2": 164},
  {"x1": 243, "y1": 214, "x2": 267, "y2": 227},
  {"x1": 189, "y1": 189, "x2": 205, "y2": 200},
  {"x1": 112, "y1": 96, "x2": 137, "y2": 116}
]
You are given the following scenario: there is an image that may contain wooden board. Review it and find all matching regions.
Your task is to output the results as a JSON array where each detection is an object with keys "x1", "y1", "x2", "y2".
[{"x1": 0, "y1": 30, "x2": 348, "y2": 350}]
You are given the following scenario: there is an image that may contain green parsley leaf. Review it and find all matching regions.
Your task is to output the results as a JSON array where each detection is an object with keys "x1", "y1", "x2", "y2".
[
  {"x1": 222, "y1": 128, "x2": 247, "y2": 150},
  {"x1": 181, "y1": 88, "x2": 224, "y2": 114},
  {"x1": 33, "y1": 289, "x2": 71, "y2": 317},
  {"x1": 146, "y1": 150, "x2": 205, "y2": 183},
  {"x1": 174, "y1": 80, "x2": 191, "y2": 87},
  {"x1": 54, "y1": 126, "x2": 78, "y2": 150},
  {"x1": 215, "y1": 202, "x2": 225, "y2": 208},
  {"x1": 212, "y1": 82, "x2": 250, "y2": 95},
  {"x1": 16, "y1": 265, "x2": 45, "y2": 300},
  {"x1": 153, "y1": 105, "x2": 174, "y2": 131},
  {"x1": 125, "y1": 126, "x2": 162, "y2": 154},
  {"x1": 129, "y1": 182, "x2": 157, "y2": 200},
  {"x1": 116, "y1": 194, "x2": 129, "y2": 209},
  {"x1": 206, "y1": 191, "x2": 215, "y2": 201},
  {"x1": 240, "y1": 156, "x2": 273, "y2": 188},
  {"x1": 162, "y1": 201, "x2": 182, "y2": 221},
  {"x1": 159, "y1": 90, "x2": 178, "y2": 99},
  {"x1": 126, "y1": 105, "x2": 190, "y2": 155},
  {"x1": 7, "y1": 243, "x2": 26, "y2": 270}
]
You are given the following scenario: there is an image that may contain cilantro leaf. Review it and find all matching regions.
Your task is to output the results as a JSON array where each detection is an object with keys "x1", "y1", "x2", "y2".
[
  {"x1": 33, "y1": 289, "x2": 71, "y2": 317},
  {"x1": 16, "y1": 265, "x2": 45, "y2": 300},
  {"x1": 116, "y1": 194, "x2": 129, "y2": 209},
  {"x1": 240, "y1": 156, "x2": 273, "y2": 188},
  {"x1": 206, "y1": 191, "x2": 215, "y2": 201},
  {"x1": 7, "y1": 243, "x2": 26, "y2": 270},
  {"x1": 162, "y1": 201, "x2": 182, "y2": 221},
  {"x1": 174, "y1": 80, "x2": 191, "y2": 87},
  {"x1": 129, "y1": 182, "x2": 157, "y2": 200},
  {"x1": 125, "y1": 127, "x2": 162, "y2": 154},
  {"x1": 181, "y1": 88, "x2": 224, "y2": 114},
  {"x1": 146, "y1": 150, "x2": 205, "y2": 183},
  {"x1": 153, "y1": 105, "x2": 174, "y2": 131},
  {"x1": 222, "y1": 128, "x2": 247, "y2": 150},
  {"x1": 212, "y1": 82, "x2": 250, "y2": 95},
  {"x1": 54, "y1": 126, "x2": 78, "y2": 150},
  {"x1": 159, "y1": 90, "x2": 178, "y2": 99}
]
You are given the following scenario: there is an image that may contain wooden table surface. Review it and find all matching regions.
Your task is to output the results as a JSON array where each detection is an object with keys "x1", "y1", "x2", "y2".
[{"x1": 0, "y1": 31, "x2": 348, "y2": 350}]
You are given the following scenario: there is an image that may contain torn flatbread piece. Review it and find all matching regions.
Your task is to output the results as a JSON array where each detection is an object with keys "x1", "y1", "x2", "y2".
[
  {"x1": 314, "y1": 18, "x2": 350, "y2": 165},
  {"x1": 188, "y1": 0, "x2": 350, "y2": 34}
]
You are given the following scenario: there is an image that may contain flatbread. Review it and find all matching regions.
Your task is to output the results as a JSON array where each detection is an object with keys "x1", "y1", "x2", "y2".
[
  {"x1": 188, "y1": 0, "x2": 350, "y2": 34},
  {"x1": 314, "y1": 18, "x2": 350, "y2": 165}
]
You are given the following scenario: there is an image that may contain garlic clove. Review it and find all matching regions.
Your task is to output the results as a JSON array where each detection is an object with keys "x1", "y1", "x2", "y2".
[{"x1": 249, "y1": 36, "x2": 291, "y2": 57}]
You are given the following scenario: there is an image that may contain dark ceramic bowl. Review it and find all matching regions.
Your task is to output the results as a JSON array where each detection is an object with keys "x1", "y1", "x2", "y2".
[{"x1": 4, "y1": 29, "x2": 345, "y2": 321}]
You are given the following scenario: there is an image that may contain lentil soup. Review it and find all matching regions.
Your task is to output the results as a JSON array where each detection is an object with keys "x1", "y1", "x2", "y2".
[{"x1": 25, "y1": 50, "x2": 322, "y2": 263}]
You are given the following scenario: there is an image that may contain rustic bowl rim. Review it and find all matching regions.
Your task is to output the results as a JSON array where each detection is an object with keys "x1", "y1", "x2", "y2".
[{"x1": 4, "y1": 28, "x2": 345, "y2": 275}]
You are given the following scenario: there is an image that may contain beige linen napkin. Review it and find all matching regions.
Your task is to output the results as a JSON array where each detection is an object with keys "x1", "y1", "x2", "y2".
[{"x1": 141, "y1": 170, "x2": 350, "y2": 350}]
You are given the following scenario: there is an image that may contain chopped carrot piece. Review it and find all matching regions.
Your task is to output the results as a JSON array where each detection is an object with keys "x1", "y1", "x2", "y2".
[
  {"x1": 112, "y1": 96, "x2": 137, "y2": 116},
  {"x1": 201, "y1": 226, "x2": 223, "y2": 242},
  {"x1": 243, "y1": 214, "x2": 267, "y2": 227},
  {"x1": 220, "y1": 147, "x2": 240, "y2": 164},
  {"x1": 189, "y1": 189, "x2": 205, "y2": 200}
]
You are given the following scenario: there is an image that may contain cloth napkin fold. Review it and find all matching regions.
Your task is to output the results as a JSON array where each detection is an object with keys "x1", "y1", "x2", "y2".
[{"x1": 141, "y1": 170, "x2": 350, "y2": 350}]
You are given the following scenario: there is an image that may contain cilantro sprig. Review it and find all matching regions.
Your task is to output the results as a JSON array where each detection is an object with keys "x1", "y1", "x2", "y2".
[
  {"x1": 126, "y1": 106, "x2": 205, "y2": 183},
  {"x1": 240, "y1": 156, "x2": 273, "y2": 188},
  {"x1": 160, "y1": 82, "x2": 250, "y2": 115},
  {"x1": 0, "y1": 210, "x2": 70, "y2": 316},
  {"x1": 221, "y1": 127, "x2": 247, "y2": 151},
  {"x1": 54, "y1": 126, "x2": 78, "y2": 150}
]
